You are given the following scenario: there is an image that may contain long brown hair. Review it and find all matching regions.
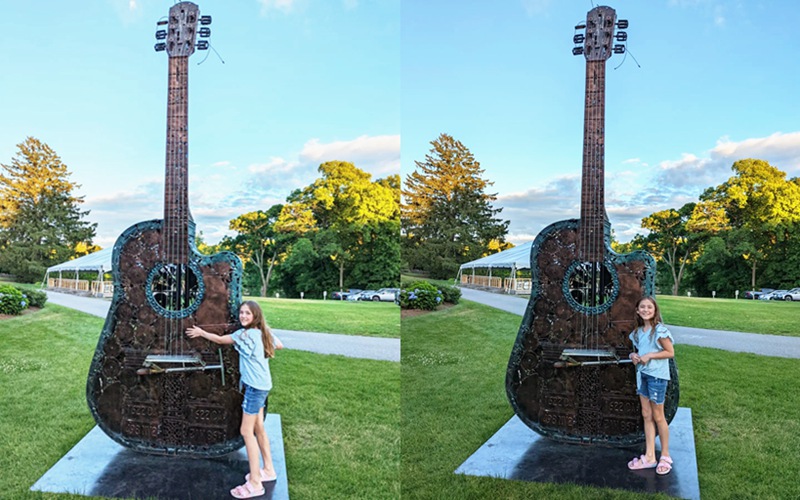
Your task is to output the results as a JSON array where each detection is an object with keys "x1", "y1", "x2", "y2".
[
  {"x1": 633, "y1": 296, "x2": 663, "y2": 344},
  {"x1": 241, "y1": 300, "x2": 275, "y2": 358}
]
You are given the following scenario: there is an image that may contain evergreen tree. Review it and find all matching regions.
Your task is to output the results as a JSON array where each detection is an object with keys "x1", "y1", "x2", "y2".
[
  {"x1": 402, "y1": 133, "x2": 509, "y2": 278},
  {"x1": 0, "y1": 137, "x2": 96, "y2": 282}
]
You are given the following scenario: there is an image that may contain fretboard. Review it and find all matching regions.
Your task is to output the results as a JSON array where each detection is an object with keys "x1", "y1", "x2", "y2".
[
  {"x1": 578, "y1": 59, "x2": 606, "y2": 261},
  {"x1": 163, "y1": 55, "x2": 190, "y2": 263}
]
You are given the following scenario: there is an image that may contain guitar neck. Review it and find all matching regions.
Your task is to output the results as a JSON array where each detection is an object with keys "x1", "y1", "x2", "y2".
[
  {"x1": 579, "y1": 59, "x2": 607, "y2": 260},
  {"x1": 163, "y1": 55, "x2": 190, "y2": 262}
]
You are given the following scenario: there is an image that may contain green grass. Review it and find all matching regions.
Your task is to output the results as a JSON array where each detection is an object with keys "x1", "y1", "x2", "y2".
[
  {"x1": 0, "y1": 305, "x2": 399, "y2": 499},
  {"x1": 656, "y1": 295, "x2": 800, "y2": 336},
  {"x1": 402, "y1": 300, "x2": 800, "y2": 500},
  {"x1": 249, "y1": 296, "x2": 400, "y2": 338}
]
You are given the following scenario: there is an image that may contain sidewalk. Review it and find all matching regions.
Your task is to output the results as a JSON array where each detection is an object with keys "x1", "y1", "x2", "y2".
[
  {"x1": 45, "y1": 291, "x2": 399, "y2": 362},
  {"x1": 458, "y1": 287, "x2": 800, "y2": 359}
]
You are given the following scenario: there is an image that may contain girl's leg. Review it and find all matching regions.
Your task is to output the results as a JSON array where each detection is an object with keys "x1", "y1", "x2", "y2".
[
  {"x1": 240, "y1": 413, "x2": 264, "y2": 490},
  {"x1": 650, "y1": 401, "x2": 670, "y2": 460},
  {"x1": 254, "y1": 407, "x2": 276, "y2": 478},
  {"x1": 639, "y1": 394, "x2": 657, "y2": 463}
]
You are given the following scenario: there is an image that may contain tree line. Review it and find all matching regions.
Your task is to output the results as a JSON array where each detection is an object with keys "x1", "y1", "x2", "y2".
[
  {"x1": 615, "y1": 158, "x2": 800, "y2": 296},
  {"x1": 0, "y1": 138, "x2": 400, "y2": 296}
]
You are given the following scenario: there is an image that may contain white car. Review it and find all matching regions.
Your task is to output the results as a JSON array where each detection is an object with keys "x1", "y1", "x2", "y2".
[
  {"x1": 369, "y1": 288, "x2": 400, "y2": 302},
  {"x1": 781, "y1": 287, "x2": 800, "y2": 301}
]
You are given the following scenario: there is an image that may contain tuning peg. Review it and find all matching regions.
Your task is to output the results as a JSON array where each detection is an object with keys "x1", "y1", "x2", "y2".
[
  {"x1": 200, "y1": 15, "x2": 212, "y2": 25},
  {"x1": 575, "y1": 23, "x2": 586, "y2": 30},
  {"x1": 196, "y1": 40, "x2": 209, "y2": 50},
  {"x1": 573, "y1": 34, "x2": 585, "y2": 44},
  {"x1": 613, "y1": 44, "x2": 625, "y2": 54},
  {"x1": 572, "y1": 47, "x2": 584, "y2": 56},
  {"x1": 156, "y1": 20, "x2": 168, "y2": 26},
  {"x1": 155, "y1": 30, "x2": 167, "y2": 40},
  {"x1": 615, "y1": 32, "x2": 627, "y2": 42},
  {"x1": 154, "y1": 42, "x2": 166, "y2": 52},
  {"x1": 617, "y1": 19, "x2": 628, "y2": 29},
  {"x1": 199, "y1": 27, "x2": 211, "y2": 38}
]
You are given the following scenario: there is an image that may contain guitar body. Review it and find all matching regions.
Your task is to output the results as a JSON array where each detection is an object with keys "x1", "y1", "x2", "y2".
[
  {"x1": 506, "y1": 219, "x2": 679, "y2": 446},
  {"x1": 86, "y1": 219, "x2": 244, "y2": 456}
]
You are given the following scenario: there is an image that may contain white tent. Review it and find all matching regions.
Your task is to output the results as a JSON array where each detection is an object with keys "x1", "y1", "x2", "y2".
[
  {"x1": 457, "y1": 241, "x2": 533, "y2": 293},
  {"x1": 44, "y1": 247, "x2": 114, "y2": 296}
]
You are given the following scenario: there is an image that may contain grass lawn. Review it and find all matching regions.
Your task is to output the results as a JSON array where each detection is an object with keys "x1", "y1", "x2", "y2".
[
  {"x1": 0, "y1": 305, "x2": 399, "y2": 499},
  {"x1": 249, "y1": 296, "x2": 400, "y2": 338},
  {"x1": 656, "y1": 295, "x2": 800, "y2": 336},
  {"x1": 402, "y1": 300, "x2": 800, "y2": 499}
]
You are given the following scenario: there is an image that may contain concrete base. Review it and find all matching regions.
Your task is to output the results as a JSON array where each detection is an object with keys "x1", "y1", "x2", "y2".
[
  {"x1": 456, "y1": 407, "x2": 699, "y2": 500},
  {"x1": 31, "y1": 414, "x2": 289, "y2": 499}
]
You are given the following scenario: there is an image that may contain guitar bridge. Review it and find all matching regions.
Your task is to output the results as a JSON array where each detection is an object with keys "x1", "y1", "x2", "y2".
[{"x1": 137, "y1": 350, "x2": 226, "y2": 385}]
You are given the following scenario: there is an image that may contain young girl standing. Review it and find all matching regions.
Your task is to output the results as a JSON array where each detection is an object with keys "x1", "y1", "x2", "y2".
[
  {"x1": 187, "y1": 300, "x2": 283, "y2": 499},
  {"x1": 626, "y1": 296, "x2": 675, "y2": 475}
]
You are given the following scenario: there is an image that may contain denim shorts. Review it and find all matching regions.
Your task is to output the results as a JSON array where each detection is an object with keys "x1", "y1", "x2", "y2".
[
  {"x1": 241, "y1": 383, "x2": 269, "y2": 415},
  {"x1": 638, "y1": 373, "x2": 668, "y2": 405}
]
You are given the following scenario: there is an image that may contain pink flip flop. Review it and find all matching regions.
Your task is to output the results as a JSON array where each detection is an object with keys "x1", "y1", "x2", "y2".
[
  {"x1": 230, "y1": 481, "x2": 265, "y2": 498},
  {"x1": 657, "y1": 455, "x2": 673, "y2": 475},
  {"x1": 628, "y1": 454, "x2": 657, "y2": 470}
]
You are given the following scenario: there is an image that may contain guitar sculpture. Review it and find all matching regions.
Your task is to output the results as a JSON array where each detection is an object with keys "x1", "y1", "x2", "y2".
[
  {"x1": 86, "y1": 2, "x2": 245, "y2": 456},
  {"x1": 505, "y1": 6, "x2": 679, "y2": 446}
]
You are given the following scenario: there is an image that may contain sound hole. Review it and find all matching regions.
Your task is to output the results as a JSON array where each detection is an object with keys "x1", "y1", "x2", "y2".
[
  {"x1": 563, "y1": 260, "x2": 619, "y2": 314},
  {"x1": 146, "y1": 262, "x2": 205, "y2": 318}
]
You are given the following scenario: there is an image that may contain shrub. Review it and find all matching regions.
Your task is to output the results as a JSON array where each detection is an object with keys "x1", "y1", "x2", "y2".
[
  {"x1": 15, "y1": 286, "x2": 47, "y2": 308},
  {"x1": 0, "y1": 284, "x2": 27, "y2": 315},
  {"x1": 438, "y1": 284, "x2": 461, "y2": 304},
  {"x1": 400, "y1": 281, "x2": 442, "y2": 311}
]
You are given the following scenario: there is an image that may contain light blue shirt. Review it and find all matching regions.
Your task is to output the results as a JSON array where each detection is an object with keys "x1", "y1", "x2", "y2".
[
  {"x1": 629, "y1": 323, "x2": 674, "y2": 382},
  {"x1": 231, "y1": 328, "x2": 272, "y2": 391}
]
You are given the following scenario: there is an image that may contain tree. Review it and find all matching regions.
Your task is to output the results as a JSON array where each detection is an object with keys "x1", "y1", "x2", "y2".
[
  {"x1": 402, "y1": 133, "x2": 509, "y2": 279},
  {"x1": 640, "y1": 203, "x2": 702, "y2": 295},
  {"x1": 277, "y1": 161, "x2": 400, "y2": 293},
  {"x1": 688, "y1": 159, "x2": 800, "y2": 290},
  {"x1": 0, "y1": 137, "x2": 96, "y2": 282},
  {"x1": 222, "y1": 205, "x2": 285, "y2": 297}
]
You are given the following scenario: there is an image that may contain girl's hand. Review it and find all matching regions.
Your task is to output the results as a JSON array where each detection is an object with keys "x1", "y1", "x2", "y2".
[
  {"x1": 186, "y1": 325, "x2": 205, "y2": 339},
  {"x1": 638, "y1": 353, "x2": 650, "y2": 365},
  {"x1": 629, "y1": 352, "x2": 642, "y2": 365}
]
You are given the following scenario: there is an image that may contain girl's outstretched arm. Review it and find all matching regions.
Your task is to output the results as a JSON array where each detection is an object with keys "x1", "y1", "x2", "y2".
[
  {"x1": 272, "y1": 333, "x2": 284, "y2": 350},
  {"x1": 640, "y1": 337, "x2": 674, "y2": 364},
  {"x1": 186, "y1": 325, "x2": 235, "y2": 345}
]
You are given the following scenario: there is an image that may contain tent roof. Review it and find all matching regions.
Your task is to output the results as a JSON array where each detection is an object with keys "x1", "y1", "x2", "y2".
[
  {"x1": 459, "y1": 241, "x2": 532, "y2": 270},
  {"x1": 46, "y1": 247, "x2": 112, "y2": 274}
]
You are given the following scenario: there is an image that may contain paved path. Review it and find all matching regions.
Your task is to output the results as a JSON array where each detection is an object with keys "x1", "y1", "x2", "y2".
[
  {"x1": 459, "y1": 287, "x2": 800, "y2": 359},
  {"x1": 45, "y1": 291, "x2": 399, "y2": 362}
]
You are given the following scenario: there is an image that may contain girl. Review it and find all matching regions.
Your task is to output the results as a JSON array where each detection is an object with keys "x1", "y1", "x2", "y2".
[
  {"x1": 626, "y1": 296, "x2": 675, "y2": 476},
  {"x1": 187, "y1": 300, "x2": 283, "y2": 499}
]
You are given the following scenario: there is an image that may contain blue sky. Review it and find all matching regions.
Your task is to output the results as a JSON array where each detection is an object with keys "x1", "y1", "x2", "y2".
[
  {"x1": 2, "y1": 1, "x2": 799, "y2": 251},
  {"x1": 0, "y1": 0, "x2": 399, "y2": 248},
  {"x1": 403, "y1": 0, "x2": 800, "y2": 244}
]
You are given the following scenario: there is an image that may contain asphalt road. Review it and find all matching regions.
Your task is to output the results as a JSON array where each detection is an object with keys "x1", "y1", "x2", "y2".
[
  {"x1": 458, "y1": 287, "x2": 800, "y2": 359},
  {"x1": 45, "y1": 291, "x2": 400, "y2": 362}
]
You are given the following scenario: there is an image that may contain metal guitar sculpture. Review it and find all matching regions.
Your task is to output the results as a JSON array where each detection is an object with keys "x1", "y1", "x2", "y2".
[
  {"x1": 505, "y1": 5, "x2": 679, "y2": 446},
  {"x1": 86, "y1": 2, "x2": 245, "y2": 456}
]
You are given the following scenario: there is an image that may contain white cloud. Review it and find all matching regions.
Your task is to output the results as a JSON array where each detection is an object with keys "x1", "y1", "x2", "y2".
[
  {"x1": 258, "y1": 0, "x2": 297, "y2": 14},
  {"x1": 298, "y1": 134, "x2": 400, "y2": 176}
]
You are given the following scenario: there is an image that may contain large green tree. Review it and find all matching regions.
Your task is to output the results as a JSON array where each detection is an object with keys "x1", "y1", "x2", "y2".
[
  {"x1": 276, "y1": 161, "x2": 401, "y2": 295},
  {"x1": 402, "y1": 133, "x2": 509, "y2": 279},
  {"x1": 688, "y1": 159, "x2": 800, "y2": 291},
  {"x1": 0, "y1": 137, "x2": 96, "y2": 282},
  {"x1": 220, "y1": 205, "x2": 285, "y2": 297},
  {"x1": 640, "y1": 203, "x2": 703, "y2": 295}
]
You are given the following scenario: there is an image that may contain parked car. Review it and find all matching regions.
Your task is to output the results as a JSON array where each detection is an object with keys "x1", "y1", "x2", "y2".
[
  {"x1": 744, "y1": 288, "x2": 774, "y2": 300},
  {"x1": 781, "y1": 287, "x2": 800, "y2": 301},
  {"x1": 369, "y1": 288, "x2": 400, "y2": 302},
  {"x1": 331, "y1": 288, "x2": 363, "y2": 300},
  {"x1": 759, "y1": 290, "x2": 787, "y2": 300},
  {"x1": 354, "y1": 290, "x2": 377, "y2": 301}
]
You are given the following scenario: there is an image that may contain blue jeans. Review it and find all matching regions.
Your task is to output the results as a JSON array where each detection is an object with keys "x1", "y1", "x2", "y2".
[
  {"x1": 241, "y1": 383, "x2": 269, "y2": 415},
  {"x1": 638, "y1": 373, "x2": 668, "y2": 405}
]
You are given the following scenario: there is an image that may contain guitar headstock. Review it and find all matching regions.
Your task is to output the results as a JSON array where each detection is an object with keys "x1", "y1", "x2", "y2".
[
  {"x1": 572, "y1": 6, "x2": 628, "y2": 61},
  {"x1": 154, "y1": 2, "x2": 212, "y2": 56}
]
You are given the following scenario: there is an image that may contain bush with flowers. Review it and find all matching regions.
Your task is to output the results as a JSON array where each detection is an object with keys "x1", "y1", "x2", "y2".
[
  {"x1": 399, "y1": 281, "x2": 443, "y2": 311},
  {"x1": 0, "y1": 284, "x2": 27, "y2": 315}
]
